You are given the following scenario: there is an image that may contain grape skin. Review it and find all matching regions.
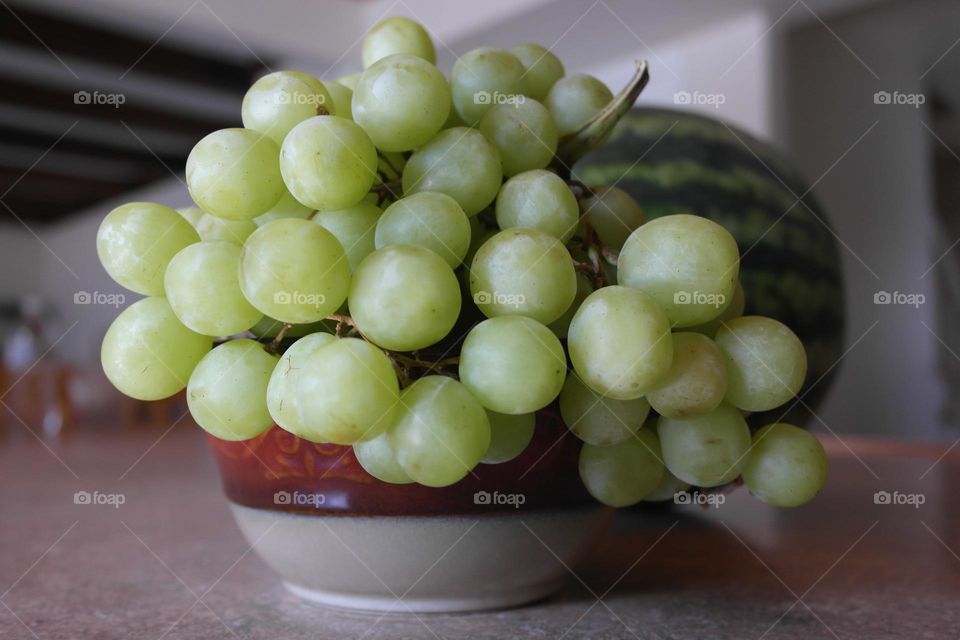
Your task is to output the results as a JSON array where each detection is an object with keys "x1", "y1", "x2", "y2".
[
  {"x1": 495, "y1": 169, "x2": 579, "y2": 242},
  {"x1": 579, "y1": 429, "x2": 665, "y2": 507},
  {"x1": 402, "y1": 127, "x2": 503, "y2": 216},
  {"x1": 478, "y1": 99, "x2": 558, "y2": 177},
  {"x1": 510, "y1": 43, "x2": 565, "y2": 102},
  {"x1": 459, "y1": 316, "x2": 566, "y2": 415},
  {"x1": 296, "y1": 338, "x2": 399, "y2": 445},
  {"x1": 280, "y1": 115, "x2": 378, "y2": 211},
  {"x1": 353, "y1": 54, "x2": 450, "y2": 152},
  {"x1": 545, "y1": 74, "x2": 613, "y2": 136},
  {"x1": 568, "y1": 286, "x2": 673, "y2": 400},
  {"x1": 238, "y1": 218, "x2": 350, "y2": 324},
  {"x1": 481, "y1": 411, "x2": 536, "y2": 464},
  {"x1": 390, "y1": 376, "x2": 491, "y2": 487},
  {"x1": 559, "y1": 374, "x2": 650, "y2": 446},
  {"x1": 362, "y1": 17, "x2": 436, "y2": 68},
  {"x1": 313, "y1": 201, "x2": 382, "y2": 272},
  {"x1": 266, "y1": 332, "x2": 336, "y2": 438},
  {"x1": 578, "y1": 186, "x2": 645, "y2": 251},
  {"x1": 646, "y1": 332, "x2": 728, "y2": 419},
  {"x1": 742, "y1": 423, "x2": 828, "y2": 507},
  {"x1": 187, "y1": 339, "x2": 278, "y2": 441},
  {"x1": 469, "y1": 227, "x2": 577, "y2": 324},
  {"x1": 657, "y1": 403, "x2": 752, "y2": 488},
  {"x1": 375, "y1": 192, "x2": 471, "y2": 268},
  {"x1": 101, "y1": 297, "x2": 211, "y2": 401},
  {"x1": 164, "y1": 241, "x2": 263, "y2": 337},
  {"x1": 354, "y1": 429, "x2": 414, "y2": 484},
  {"x1": 97, "y1": 202, "x2": 200, "y2": 296},
  {"x1": 715, "y1": 316, "x2": 807, "y2": 412},
  {"x1": 186, "y1": 128, "x2": 285, "y2": 220},
  {"x1": 451, "y1": 47, "x2": 526, "y2": 124},
  {"x1": 241, "y1": 71, "x2": 334, "y2": 145},
  {"x1": 618, "y1": 214, "x2": 740, "y2": 328},
  {"x1": 348, "y1": 245, "x2": 461, "y2": 352}
]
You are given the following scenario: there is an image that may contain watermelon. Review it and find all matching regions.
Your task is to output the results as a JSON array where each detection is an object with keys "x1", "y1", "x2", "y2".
[{"x1": 574, "y1": 107, "x2": 845, "y2": 427}]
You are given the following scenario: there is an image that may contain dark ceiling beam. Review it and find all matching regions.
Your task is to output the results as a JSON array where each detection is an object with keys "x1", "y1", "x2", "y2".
[
  {"x1": 0, "y1": 76, "x2": 233, "y2": 137},
  {"x1": 0, "y1": 3, "x2": 263, "y2": 92},
  {"x1": 0, "y1": 124, "x2": 185, "y2": 167}
]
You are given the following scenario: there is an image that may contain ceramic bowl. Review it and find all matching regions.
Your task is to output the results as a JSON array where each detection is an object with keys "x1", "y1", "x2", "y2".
[{"x1": 207, "y1": 409, "x2": 611, "y2": 612}]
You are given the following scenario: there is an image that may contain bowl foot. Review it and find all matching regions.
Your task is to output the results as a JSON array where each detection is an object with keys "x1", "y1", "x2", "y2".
[{"x1": 231, "y1": 504, "x2": 612, "y2": 613}]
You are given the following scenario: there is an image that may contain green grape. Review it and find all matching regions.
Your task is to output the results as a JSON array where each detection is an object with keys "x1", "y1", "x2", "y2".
[
  {"x1": 375, "y1": 192, "x2": 470, "y2": 268},
  {"x1": 478, "y1": 99, "x2": 558, "y2": 177},
  {"x1": 657, "y1": 403, "x2": 751, "y2": 487},
  {"x1": 101, "y1": 297, "x2": 211, "y2": 401},
  {"x1": 469, "y1": 227, "x2": 576, "y2": 324},
  {"x1": 495, "y1": 170, "x2": 578, "y2": 242},
  {"x1": 567, "y1": 286, "x2": 673, "y2": 400},
  {"x1": 254, "y1": 188, "x2": 314, "y2": 226},
  {"x1": 578, "y1": 186, "x2": 645, "y2": 251},
  {"x1": 510, "y1": 43, "x2": 564, "y2": 102},
  {"x1": 194, "y1": 212, "x2": 257, "y2": 244},
  {"x1": 176, "y1": 206, "x2": 205, "y2": 226},
  {"x1": 336, "y1": 72, "x2": 361, "y2": 91},
  {"x1": 186, "y1": 128, "x2": 284, "y2": 220},
  {"x1": 266, "y1": 332, "x2": 336, "y2": 437},
  {"x1": 579, "y1": 430, "x2": 665, "y2": 507},
  {"x1": 481, "y1": 411, "x2": 536, "y2": 464},
  {"x1": 647, "y1": 332, "x2": 727, "y2": 419},
  {"x1": 390, "y1": 376, "x2": 490, "y2": 487},
  {"x1": 643, "y1": 468, "x2": 692, "y2": 502},
  {"x1": 296, "y1": 337, "x2": 399, "y2": 444},
  {"x1": 323, "y1": 80, "x2": 353, "y2": 120},
  {"x1": 249, "y1": 316, "x2": 328, "y2": 339},
  {"x1": 451, "y1": 47, "x2": 526, "y2": 124},
  {"x1": 545, "y1": 74, "x2": 613, "y2": 136},
  {"x1": 186, "y1": 339, "x2": 278, "y2": 441},
  {"x1": 362, "y1": 17, "x2": 436, "y2": 68},
  {"x1": 559, "y1": 374, "x2": 650, "y2": 446},
  {"x1": 164, "y1": 241, "x2": 263, "y2": 336},
  {"x1": 402, "y1": 127, "x2": 502, "y2": 216},
  {"x1": 349, "y1": 245, "x2": 460, "y2": 351},
  {"x1": 280, "y1": 115, "x2": 378, "y2": 211},
  {"x1": 239, "y1": 218, "x2": 350, "y2": 323},
  {"x1": 742, "y1": 423, "x2": 828, "y2": 507},
  {"x1": 353, "y1": 429, "x2": 413, "y2": 484},
  {"x1": 688, "y1": 280, "x2": 746, "y2": 337},
  {"x1": 241, "y1": 71, "x2": 333, "y2": 145},
  {"x1": 714, "y1": 316, "x2": 807, "y2": 412},
  {"x1": 547, "y1": 272, "x2": 593, "y2": 339},
  {"x1": 618, "y1": 214, "x2": 740, "y2": 328},
  {"x1": 459, "y1": 316, "x2": 565, "y2": 414},
  {"x1": 97, "y1": 202, "x2": 200, "y2": 296},
  {"x1": 313, "y1": 201, "x2": 381, "y2": 271},
  {"x1": 353, "y1": 54, "x2": 451, "y2": 152}
]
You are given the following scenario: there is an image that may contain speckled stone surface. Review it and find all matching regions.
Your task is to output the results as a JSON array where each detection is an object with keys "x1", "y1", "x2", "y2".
[{"x1": 1, "y1": 425, "x2": 958, "y2": 639}]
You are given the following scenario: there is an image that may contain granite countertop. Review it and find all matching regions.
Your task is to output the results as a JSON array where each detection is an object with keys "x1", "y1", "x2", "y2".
[{"x1": 1, "y1": 424, "x2": 958, "y2": 639}]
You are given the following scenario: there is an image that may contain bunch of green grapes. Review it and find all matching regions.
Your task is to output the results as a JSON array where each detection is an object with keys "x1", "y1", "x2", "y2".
[{"x1": 96, "y1": 17, "x2": 826, "y2": 508}]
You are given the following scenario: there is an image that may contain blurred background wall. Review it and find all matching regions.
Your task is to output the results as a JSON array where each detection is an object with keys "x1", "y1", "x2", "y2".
[{"x1": 1, "y1": 0, "x2": 957, "y2": 440}]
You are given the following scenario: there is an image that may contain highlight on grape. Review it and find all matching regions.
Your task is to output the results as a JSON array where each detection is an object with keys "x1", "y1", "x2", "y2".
[{"x1": 95, "y1": 15, "x2": 827, "y2": 510}]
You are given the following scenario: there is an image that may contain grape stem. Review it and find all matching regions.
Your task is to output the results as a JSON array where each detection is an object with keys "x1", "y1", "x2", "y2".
[
  {"x1": 265, "y1": 323, "x2": 294, "y2": 355},
  {"x1": 570, "y1": 220, "x2": 619, "y2": 289}
]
